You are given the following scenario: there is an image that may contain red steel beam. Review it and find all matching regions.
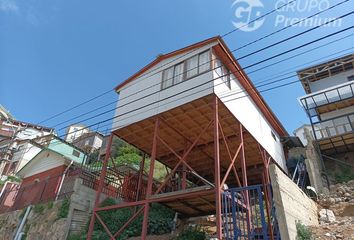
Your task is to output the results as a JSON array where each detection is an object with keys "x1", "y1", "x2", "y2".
[
  {"x1": 113, "y1": 207, "x2": 145, "y2": 238},
  {"x1": 87, "y1": 134, "x2": 114, "y2": 240},
  {"x1": 154, "y1": 120, "x2": 213, "y2": 195},
  {"x1": 213, "y1": 96, "x2": 222, "y2": 240},
  {"x1": 95, "y1": 212, "x2": 115, "y2": 239},
  {"x1": 141, "y1": 118, "x2": 159, "y2": 240}
]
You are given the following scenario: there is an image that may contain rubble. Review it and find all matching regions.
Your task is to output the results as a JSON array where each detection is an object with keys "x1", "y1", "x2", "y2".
[{"x1": 310, "y1": 180, "x2": 354, "y2": 240}]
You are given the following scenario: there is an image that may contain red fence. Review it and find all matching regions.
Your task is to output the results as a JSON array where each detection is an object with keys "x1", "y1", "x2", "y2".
[{"x1": 0, "y1": 166, "x2": 153, "y2": 214}]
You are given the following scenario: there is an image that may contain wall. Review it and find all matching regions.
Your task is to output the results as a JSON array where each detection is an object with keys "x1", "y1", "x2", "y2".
[
  {"x1": 214, "y1": 65, "x2": 287, "y2": 170},
  {"x1": 12, "y1": 142, "x2": 42, "y2": 173},
  {"x1": 113, "y1": 42, "x2": 217, "y2": 130},
  {"x1": 63, "y1": 178, "x2": 109, "y2": 238},
  {"x1": 270, "y1": 164, "x2": 318, "y2": 240},
  {"x1": 0, "y1": 201, "x2": 68, "y2": 240},
  {"x1": 19, "y1": 151, "x2": 66, "y2": 179},
  {"x1": 320, "y1": 105, "x2": 354, "y2": 120},
  {"x1": 48, "y1": 138, "x2": 85, "y2": 164},
  {"x1": 293, "y1": 125, "x2": 314, "y2": 146},
  {"x1": 308, "y1": 69, "x2": 354, "y2": 93}
]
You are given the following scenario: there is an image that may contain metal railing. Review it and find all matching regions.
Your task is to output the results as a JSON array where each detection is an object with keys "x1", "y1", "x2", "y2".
[
  {"x1": 299, "y1": 81, "x2": 354, "y2": 117},
  {"x1": 313, "y1": 113, "x2": 354, "y2": 140}
]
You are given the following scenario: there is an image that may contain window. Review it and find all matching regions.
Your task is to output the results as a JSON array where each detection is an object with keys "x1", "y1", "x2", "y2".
[
  {"x1": 348, "y1": 75, "x2": 354, "y2": 81},
  {"x1": 161, "y1": 49, "x2": 211, "y2": 90},
  {"x1": 215, "y1": 59, "x2": 231, "y2": 89},
  {"x1": 222, "y1": 66, "x2": 231, "y2": 89},
  {"x1": 186, "y1": 55, "x2": 198, "y2": 79},
  {"x1": 174, "y1": 62, "x2": 184, "y2": 84},
  {"x1": 198, "y1": 50, "x2": 211, "y2": 73},
  {"x1": 271, "y1": 131, "x2": 277, "y2": 141},
  {"x1": 162, "y1": 66, "x2": 174, "y2": 89},
  {"x1": 72, "y1": 149, "x2": 80, "y2": 157}
]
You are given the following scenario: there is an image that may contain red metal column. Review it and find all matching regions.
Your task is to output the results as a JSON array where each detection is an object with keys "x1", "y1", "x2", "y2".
[
  {"x1": 136, "y1": 153, "x2": 146, "y2": 202},
  {"x1": 240, "y1": 124, "x2": 251, "y2": 234},
  {"x1": 213, "y1": 96, "x2": 222, "y2": 240},
  {"x1": 141, "y1": 118, "x2": 159, "y2": 240},
  {"x1": 87, "y1": 134, "x2": 114, "y2": 240}
]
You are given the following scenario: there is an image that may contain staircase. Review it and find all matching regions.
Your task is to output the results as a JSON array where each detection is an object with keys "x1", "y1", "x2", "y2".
[{"x1": 292, "y1": 159, "x2": 307, "y2": 190}]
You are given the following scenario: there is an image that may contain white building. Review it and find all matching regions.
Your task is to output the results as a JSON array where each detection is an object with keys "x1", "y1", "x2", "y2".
[
  {"x1": 113, "y1": 36, "x2": 288, "y2": 173},
  {"x1": 65, "y1": 124, "x2": 89, "y2": 143},
  {"x1": 293, "y1": 124, "x2": 315, "y2": 146},
  {"x1": 298, "y1": 53, "x2": 354, "y2": 155}
]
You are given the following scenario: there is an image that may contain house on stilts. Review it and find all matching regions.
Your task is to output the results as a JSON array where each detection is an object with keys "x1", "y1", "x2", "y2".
[{"x1": 88, "y1": 36, "x2": 291, "y2": 239}]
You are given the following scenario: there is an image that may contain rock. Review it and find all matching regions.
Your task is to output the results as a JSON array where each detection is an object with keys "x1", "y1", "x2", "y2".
[
  {"x1": 325, "y1": 232, "x2": 331, "y2": 237},
  {"x1": 319, "y1": 209, "x2": 336, "y2": 223},
  {"x1": 335, "y1": 233, "x2": 344, "y2": 239},
  {"x1": 329, "y1": 198, "x2": 336, "y2": 204},
  {"x1": 344, "y1": 193, "x2": 351, "y2": 197}
]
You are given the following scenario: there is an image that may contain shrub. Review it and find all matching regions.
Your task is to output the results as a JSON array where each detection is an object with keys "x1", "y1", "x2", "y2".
[
  {"x1": 334, "y1": 167, "x2": 354, "y2": 183},
  {"x1": 176, "y1": 226, "x2": 207, "y2": 240},
  {"x1": 33, "y1": 204, "x2": 45, "y2": 214},
  {"x1": 296, "y1": 222, "x2": 312, "y2": 240},
  {"x1": 57, "y1": 198, "x2": 70, "y2": 219},
  {"x1": 91, "y1": 198, "x2": 175, "y2": 239},
  {"x1": 47, "y1": 201, "x2": 54, "y2": 209}
]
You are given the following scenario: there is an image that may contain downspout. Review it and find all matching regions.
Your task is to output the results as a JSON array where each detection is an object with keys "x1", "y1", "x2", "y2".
[
  {"x1": 13, "y1": 205, "x2": 32, "y2": 240},
  {"x1": 55, "y1": 160, "x2": 74, "y2": 201}
]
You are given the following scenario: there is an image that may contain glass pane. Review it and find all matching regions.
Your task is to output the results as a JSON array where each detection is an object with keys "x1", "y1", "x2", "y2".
[
  {"x1": 325, "y1": 90, "x2": 339, "y2": 103},
  {"x1": 313, "y1": 94, "x2": 327, "y2": 106},
  {"x1": 199, "y1": 50, "x2": 210, "y2": 73},
  {"x1": 215, "y1": 59, "x2": 223, "y2": 78},
  {"x1": 186, "y1": 55, "x2": 198, "y2": 79},
  {"x1": 162, "y1": 67, "x2": 174, "y2": 89},
  {"x1": 338, "y1": 85, "x2": 352, "y2": 99},
  {"x1": 174, "y1": 63, "x2": 184, "y2": 84}
]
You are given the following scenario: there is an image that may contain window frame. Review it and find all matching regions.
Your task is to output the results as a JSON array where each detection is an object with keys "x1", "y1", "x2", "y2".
[{"x1": 161, "y1": 49, "x2": 212, "y2": 90}]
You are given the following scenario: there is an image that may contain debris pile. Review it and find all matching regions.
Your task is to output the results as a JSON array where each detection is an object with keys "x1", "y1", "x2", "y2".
[{"x1": 310, "y1": 180, "x2": 354, "y2": 239}]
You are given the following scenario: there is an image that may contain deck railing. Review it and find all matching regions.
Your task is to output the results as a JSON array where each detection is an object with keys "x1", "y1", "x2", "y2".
[
  {"x1": 299, "y1": 81, "x2": 354, "y2": 117},
  {"x1": 313, "y1": 113, "x2": 354, "y2": 140}
]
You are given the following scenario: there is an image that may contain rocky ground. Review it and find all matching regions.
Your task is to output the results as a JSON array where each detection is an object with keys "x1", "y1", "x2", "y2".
[{"x1": 310, "y1": 180, "x2": 354, "y2": 240}]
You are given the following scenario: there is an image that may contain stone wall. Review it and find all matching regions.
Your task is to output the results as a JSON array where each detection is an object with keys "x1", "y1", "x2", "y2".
[
  {"x1": 0, "y1": 201, "x2": 67, "y2": 240},
  {"x1": 270, "y1": 164, "x2": 318, "y2": 240}
]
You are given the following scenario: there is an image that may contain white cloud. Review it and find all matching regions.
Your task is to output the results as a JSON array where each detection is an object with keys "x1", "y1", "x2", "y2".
[{"x1": 0, "y1": 0, "x2": 19, "y2": 13}]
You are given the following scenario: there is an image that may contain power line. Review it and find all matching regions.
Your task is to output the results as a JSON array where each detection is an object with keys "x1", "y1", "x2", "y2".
[
  {"x1": 56, "y1": 25, "x2": 354, "y2": 132},
  {"x1": 36, "y1": 0, "x2": 299, "y2": 124},
  {"x1": 18, "y1": 53, "x2": 352, "y2": 153}
]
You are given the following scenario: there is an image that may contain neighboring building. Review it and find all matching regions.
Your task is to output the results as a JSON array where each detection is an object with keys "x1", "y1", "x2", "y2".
[
  {"x1": 72, "y1": 131, "x2": 104, "y2": 153},
  {"x1": 293, "y1": 124, "x2": 315, "y2": 146},
  {"x1": 0, "y1": 105, "x2": 13, "y2": 121},
  {"x1": 65, "y1": 124, "x2": 89, "y2": 143},
  {"x1": 0, "y1": 120, "x2": 54, "y2": 176},
  {"x1": 298, "y1": 53, "x2": 354, "y2": 156}
]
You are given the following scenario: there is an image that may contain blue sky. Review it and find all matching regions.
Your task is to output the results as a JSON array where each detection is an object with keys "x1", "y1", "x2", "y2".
[{"x1": 0, "y1": 0, "x2": 353, "y2": 136}]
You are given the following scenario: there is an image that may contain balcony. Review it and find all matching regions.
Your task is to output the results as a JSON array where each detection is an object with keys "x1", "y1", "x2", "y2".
[
  {"x1": 313, "y1": 113, "x2": 354, "y2": 154},
  {"x1": 299, "y1": 81, "x2": 354, "y2": 118}
]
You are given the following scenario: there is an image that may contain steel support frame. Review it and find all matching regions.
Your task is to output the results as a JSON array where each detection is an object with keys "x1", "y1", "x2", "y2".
[{"x1": 87, "y1": 95, "x2": 273, "y2": 240}]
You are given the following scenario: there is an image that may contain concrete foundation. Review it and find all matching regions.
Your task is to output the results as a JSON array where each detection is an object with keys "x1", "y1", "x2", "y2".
[{"x1": 270, "y1": 164, "x2": 318, "y2": 240}]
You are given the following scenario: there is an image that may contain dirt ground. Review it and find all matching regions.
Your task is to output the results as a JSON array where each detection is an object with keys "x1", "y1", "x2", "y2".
[{"x1": 310, "y1": 181, "x2": 354, "y2": 240}]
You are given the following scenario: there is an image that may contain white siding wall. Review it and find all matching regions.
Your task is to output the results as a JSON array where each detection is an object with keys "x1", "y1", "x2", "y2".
[
  {"x1": 20, "y1": 151, "x2": 65, "y2": 178},
  {"x1": 214, "y1": 70, "x2": 287, "y2": 170},
  {"x1": 308, "y1": 70, "x2": 354, "y2": 92},
  {"x1": 12, "y1": 142, "x2": 42, "y2": 172},
  {"x1": 112, "y1": 43, "x2": 217, "y2": 130}
]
